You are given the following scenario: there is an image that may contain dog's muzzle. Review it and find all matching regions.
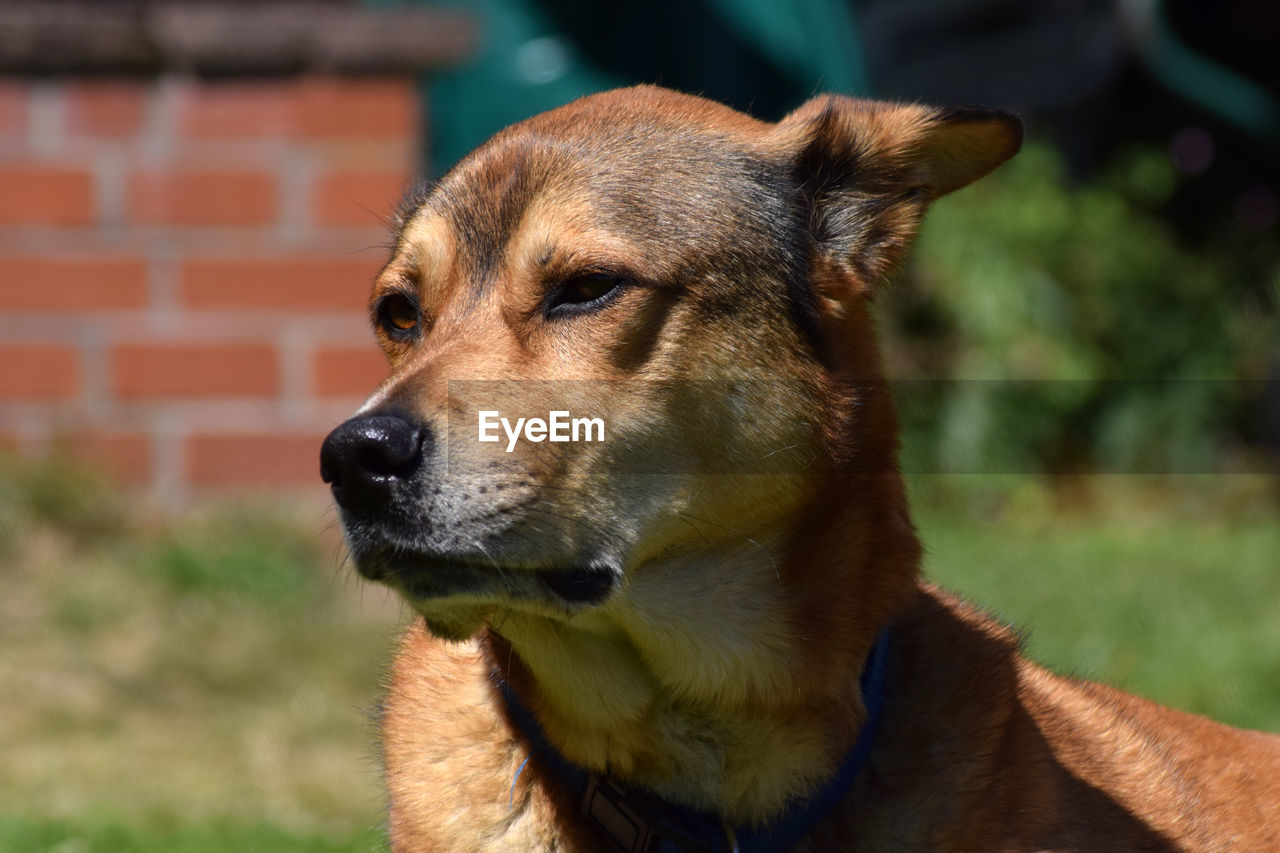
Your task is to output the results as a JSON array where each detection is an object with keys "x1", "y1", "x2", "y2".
[{"x1": 320, "y1": 411, "x2": 618, "y2": 611}]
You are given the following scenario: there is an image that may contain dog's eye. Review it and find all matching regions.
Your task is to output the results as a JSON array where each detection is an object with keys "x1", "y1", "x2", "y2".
[
  {"x1": 546, "y1": 273, "x2": 625, "y2": 316},
  {"x1": 376, "y1": 292, "x2": 420, "y2": 337}
]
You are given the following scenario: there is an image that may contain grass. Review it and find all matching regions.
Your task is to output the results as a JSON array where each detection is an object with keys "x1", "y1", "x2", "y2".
[
  {"x1": 0, "y1": 455, "x2": 407, "y2": 852},
  {"x1": 909, "y1": 474, "x2": 1280, "y2": 732},
  {"x1": 0, "y1": 816, "x2": 384, "y2": 853},
  {"x1": 2, "y1": 455, "x2": 1277, "y2": 850}
]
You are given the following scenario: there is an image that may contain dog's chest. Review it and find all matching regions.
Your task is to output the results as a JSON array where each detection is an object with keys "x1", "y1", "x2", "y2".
[{"x1": 382, "y1": 628, "x2": 598, "y2": 851}]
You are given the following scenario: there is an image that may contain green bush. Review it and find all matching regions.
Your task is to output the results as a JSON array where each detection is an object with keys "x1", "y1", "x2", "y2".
[{"x1": 881, "y1": 142, "x2": 1278, "y2": 475}]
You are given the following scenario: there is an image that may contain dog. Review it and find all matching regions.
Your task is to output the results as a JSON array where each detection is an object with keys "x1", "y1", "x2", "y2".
[{"x1": 319, "y1": 86, "x2": 1280, "y2": 851}]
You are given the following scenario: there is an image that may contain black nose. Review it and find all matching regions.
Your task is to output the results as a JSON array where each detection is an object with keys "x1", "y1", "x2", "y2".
[{"x1": 320, "y1": 413, "x2": 427, "y2": 513}]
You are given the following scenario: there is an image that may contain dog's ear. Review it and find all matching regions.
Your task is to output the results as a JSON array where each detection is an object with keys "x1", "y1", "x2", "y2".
[{"x1": 771, "y1": 96, "x2": 1021, "y2": 294}]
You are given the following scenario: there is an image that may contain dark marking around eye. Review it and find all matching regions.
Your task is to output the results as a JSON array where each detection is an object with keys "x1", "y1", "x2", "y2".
[
  {"x1": 375, "y1": 291, "x2": 422, "y2": 339},
  {"x1": 544, "y1": 273, "x2": 627, "y2": 318}
]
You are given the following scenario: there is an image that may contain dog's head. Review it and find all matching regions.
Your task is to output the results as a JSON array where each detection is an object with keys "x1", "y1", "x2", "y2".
[{"x1": 321, "y1": 86, "x2": 1020, "y2": 640}]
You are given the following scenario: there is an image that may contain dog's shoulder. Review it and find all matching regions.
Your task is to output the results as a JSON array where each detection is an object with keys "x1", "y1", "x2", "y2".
[
  {"x1": 1015, "y1": 648, "x2": 1280, "y2": 849},
  {"x1": 849, "y1": 585, "x2": 1280, "y2": 850}
]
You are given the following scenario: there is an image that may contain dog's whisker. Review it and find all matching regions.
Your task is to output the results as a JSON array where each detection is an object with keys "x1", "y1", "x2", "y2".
[{"x1": 744, "y1": 537, "x2": 780, "y2": 581}]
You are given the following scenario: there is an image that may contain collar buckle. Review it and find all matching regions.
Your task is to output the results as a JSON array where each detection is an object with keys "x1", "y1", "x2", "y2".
[{"x1": 582, "y1": 773, "x2": 717, "y2": 853}]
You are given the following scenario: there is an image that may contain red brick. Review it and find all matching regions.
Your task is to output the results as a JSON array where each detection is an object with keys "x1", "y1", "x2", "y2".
[
  {"x1": 0, "y1": 255, "x2": 148, "y2": 311},
  {"x1": 313, "y1": 345, "x2": 388, "y2": 397},
  {"x1": 177, "y1": 79, "x2": 416, "y2": 141},
  {"x1": 178, "y1": 81, "x2": 296, "y2": 138},
  {"x1": 185, "y1": 432, "x2": 327, "y2": 487},
  {"x1": 309, "y1": 139, "x2": 417, "y2": 172},
  {"x1": 179, "y1": 256, "x2": 377, "y2": 311},
  {"x1": 313, "y1": 169, "x2": 410, "y2": 226},
  {"x1": 52, "y1": 430, "x2": 153, "y2": 486},
  {"x1": 128, "y1": 170, "x2": 276, "y2": 226},
  {"x1": 294, "y1": 78, "x2": 415, "y2": 139},
  {"x1": 0, "y1": 83, "x2": 27, "y2": 137},
  {"x1": 0, "y1": 345, "x2": 80, "y2": 400},
  {"x1": 65, "y1": 81, "x2": 148, "y2": 137},
  {"x1": 0, "y1": 167, "x2": 95, "y2": 226},
  {"x1": 111, "y1": 343, "x2": 278, "y2": 399}
]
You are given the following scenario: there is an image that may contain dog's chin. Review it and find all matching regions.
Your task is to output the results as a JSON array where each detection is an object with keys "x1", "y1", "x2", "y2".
[
  {"x1": 350, "y1": 544, "x2": 619, "y2": 626},
  {"x1": 420, "y1": 610, "x2": 490, "y2": 642}
]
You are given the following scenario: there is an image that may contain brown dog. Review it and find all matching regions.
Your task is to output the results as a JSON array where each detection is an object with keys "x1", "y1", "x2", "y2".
[{"x1": 319, "y1": 86, "x2": 1280, "y2": 851}]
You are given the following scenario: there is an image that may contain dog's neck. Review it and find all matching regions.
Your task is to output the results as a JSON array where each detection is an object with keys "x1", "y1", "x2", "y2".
[{"x1": 484, "y1": 469, "x2": 920, "y2": 824}]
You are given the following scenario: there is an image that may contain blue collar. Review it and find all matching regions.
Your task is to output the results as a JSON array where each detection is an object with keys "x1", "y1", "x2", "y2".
[{"x1": 497, "y1": 629, "x2": 891, "y2": 853}]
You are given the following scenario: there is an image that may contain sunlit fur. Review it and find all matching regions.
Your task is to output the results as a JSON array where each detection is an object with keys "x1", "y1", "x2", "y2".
[{"x1": 335, "y1": 86, "x2": 1280, "y2": 851}]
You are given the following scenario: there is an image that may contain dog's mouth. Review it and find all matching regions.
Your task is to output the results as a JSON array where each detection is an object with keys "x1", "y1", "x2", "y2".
[{"x1": 353, "y1": 546, "x2": 618, "y2": 609}]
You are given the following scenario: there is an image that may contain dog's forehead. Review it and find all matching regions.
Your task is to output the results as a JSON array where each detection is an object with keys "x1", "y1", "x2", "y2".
[
  {"x1": 397, "y1": 88, "x2": 786, "y2": 280},
  {"x1": 459, "y1": 85, "x2": 772, "y2": 188}
]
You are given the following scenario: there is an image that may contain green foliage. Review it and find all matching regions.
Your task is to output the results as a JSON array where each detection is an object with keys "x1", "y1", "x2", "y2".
[{"x1": 882, "y1": 142, "x2": 1279, "y2": 475}]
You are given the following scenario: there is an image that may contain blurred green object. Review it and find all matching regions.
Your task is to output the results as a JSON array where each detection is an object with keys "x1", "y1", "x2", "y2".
[
  {"x1": 702, "y1": 0, "x2": 867, "y2": 96},
  {"x1": 370, "y1": 0, "x2": 868, "y2": 174},
  {"x1": 1119, "y1": 0, "x2": 1280, "y2": 150},
  {"x1": 390, "y1": 0, "x2": 616, "y2": 174}
]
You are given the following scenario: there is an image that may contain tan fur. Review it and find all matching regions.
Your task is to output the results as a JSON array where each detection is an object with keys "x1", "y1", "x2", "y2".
[{"x1": 324, "y1": 86, "x2": 1280, "y2": 850}]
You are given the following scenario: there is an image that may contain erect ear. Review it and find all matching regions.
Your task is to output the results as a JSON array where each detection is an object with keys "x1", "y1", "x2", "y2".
[{"x1": 771, "y1": 96, "x2": 1022, "y2": 295}]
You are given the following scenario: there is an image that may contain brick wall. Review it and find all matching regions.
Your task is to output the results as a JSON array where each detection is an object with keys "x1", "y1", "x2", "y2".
[{"x1": 0, "y1": 76, "x2": 415, "y2": 500}]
